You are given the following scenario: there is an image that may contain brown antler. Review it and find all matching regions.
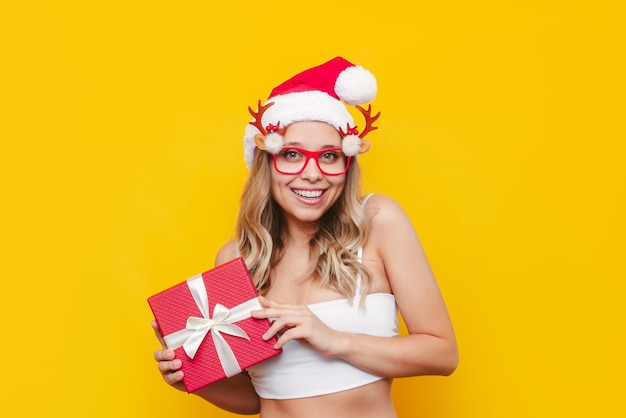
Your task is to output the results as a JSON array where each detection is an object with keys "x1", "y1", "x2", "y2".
[
  {"x1": 356, "y1": 104, "x2": 381, "y2": 138},
  {"x1": 248, "y1": 100, "x2": 275, "y2": 135}
]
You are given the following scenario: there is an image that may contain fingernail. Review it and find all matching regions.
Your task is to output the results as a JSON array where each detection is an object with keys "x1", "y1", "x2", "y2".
[{"x1": 173, "y1": 360, "x2": 182, "y2": 368}]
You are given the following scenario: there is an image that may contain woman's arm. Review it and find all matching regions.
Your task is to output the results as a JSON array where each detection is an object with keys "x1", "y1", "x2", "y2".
[
  {"x1": 151, "y1": 240, "x2": 260, "y2": 414},
  {"x1": 336, "y1": 194, "x2": 458, "y2": 377},
  {"x1": 253, "y1": 195, "x2": 458, "y2": 378}
]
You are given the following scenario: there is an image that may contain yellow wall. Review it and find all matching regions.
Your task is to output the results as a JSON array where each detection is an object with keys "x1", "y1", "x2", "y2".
[{"x1": 2, "y1": 1, "x2": 624, "y2": 417}]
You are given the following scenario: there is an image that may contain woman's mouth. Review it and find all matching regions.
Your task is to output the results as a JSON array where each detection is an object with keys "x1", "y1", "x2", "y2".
[{"x1": 292, "y1": 188, "x2": 325, "y2": 200}]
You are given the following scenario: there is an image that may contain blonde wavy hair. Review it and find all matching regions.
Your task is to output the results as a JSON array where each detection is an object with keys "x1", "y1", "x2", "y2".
[{"x1": 236, "y1": 149, "x2": 372, "y2": 301}]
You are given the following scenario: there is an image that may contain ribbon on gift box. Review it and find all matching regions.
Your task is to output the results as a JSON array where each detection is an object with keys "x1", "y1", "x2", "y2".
[{"x1": 163, "y1": 274, "x2": 262, "y2": 377}]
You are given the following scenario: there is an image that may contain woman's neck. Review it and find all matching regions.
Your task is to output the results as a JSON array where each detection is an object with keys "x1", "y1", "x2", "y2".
[{"x1": 282, "y1": 220, "x2": 318, "y2": 247}]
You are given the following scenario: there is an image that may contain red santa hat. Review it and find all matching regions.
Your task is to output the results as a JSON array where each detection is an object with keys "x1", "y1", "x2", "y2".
[{"x1": 244, "y1": 57, "x2": 380, "y2": 168}]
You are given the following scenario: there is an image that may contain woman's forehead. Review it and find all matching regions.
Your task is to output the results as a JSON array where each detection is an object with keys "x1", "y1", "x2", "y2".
[{"x1": 283, "y1": 121, "x2": 342, "y2": 147}]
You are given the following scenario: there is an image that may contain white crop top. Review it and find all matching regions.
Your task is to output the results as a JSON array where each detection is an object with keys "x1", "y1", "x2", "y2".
[
  {"x1": 247, "y1": 291, "x2": 398, "y2": 399},
  {"x1": 247, "y1": 248, "x2": 399, "y2": 399}
]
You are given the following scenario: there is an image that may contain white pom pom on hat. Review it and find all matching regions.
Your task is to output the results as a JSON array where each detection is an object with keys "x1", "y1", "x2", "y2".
[
  {"x1": 334, "y1": 64, "x2": 378, "y2": 105},
  {"x1": 244, "y1": 57, "x2": 378, "y2": 168}
]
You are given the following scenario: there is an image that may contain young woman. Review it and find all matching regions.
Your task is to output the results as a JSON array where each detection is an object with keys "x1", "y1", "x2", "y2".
[{"x1": 152, "y1": 57, "x2": 458, "y2": 417}]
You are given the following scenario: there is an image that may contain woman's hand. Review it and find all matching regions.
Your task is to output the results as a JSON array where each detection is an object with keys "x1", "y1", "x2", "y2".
[
  {"x1": 151, "y1": 318, "x2": 261, "y2": 412},
  {"x1": 251, "y1": 296, "x2": 343, "y2": 357},
  {"x1": 151, "y1": 320, "x2": 186, "y2": 391}
]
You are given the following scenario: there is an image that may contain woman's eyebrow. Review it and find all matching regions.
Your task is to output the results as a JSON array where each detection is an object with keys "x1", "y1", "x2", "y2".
[{"x1": 283, "y1": 142, "x2": 341, "y2": 149}]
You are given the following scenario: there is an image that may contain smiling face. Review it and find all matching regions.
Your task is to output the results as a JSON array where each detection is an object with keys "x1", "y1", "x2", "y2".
[{"x1": 269, "y1": 121, "x2": 346, "y2": 229}]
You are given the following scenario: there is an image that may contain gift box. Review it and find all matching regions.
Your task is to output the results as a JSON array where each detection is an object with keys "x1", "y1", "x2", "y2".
[{"x1": 148, "y1": 257, "x2": 281, "y2": 393}]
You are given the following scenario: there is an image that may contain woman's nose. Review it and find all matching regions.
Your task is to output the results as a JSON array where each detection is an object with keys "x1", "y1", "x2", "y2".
[{"x1": 299, "y1": 156, "x2": 323, "y2": 180}]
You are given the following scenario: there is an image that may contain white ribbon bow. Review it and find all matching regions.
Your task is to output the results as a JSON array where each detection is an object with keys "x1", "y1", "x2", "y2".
[{"x1": 163, "y1": 274, "x2": 262, "y2": 377}]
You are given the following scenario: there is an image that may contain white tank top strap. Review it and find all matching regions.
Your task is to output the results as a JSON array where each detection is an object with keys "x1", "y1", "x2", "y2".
[
  {"x1": 354, "y1": 193, "x2": 374, "y2": 297},
  {"x1": 355, "y1": 247, "x2": 363, "y2": 296},
  {"x1": 362, "y1": 193, "x2": 375, "y2": 206}
]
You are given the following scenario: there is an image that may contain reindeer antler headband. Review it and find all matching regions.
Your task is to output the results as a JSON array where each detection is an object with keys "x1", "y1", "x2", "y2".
[
  {"x1": 248, "y1": 101, "x2": 380, "y2": 157},
  {"x1": 242, "y1": 57, "x2": 381, "y2": 168}
]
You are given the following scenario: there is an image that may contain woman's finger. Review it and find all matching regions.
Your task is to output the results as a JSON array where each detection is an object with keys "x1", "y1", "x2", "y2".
[
  {"x1": 153, "y1": 348, "x2": 176, "y2": 362},
  {"x1": 157, "y1": 358, "x2": 182, "y2": 373},
  {"x1": 258, "y1": 295, "x2": 304, "y2": 310},
  {"x1": 151, "y1": 320, "x2": 167, "y2": 348},
  {"x1": 164, "y1": 370, "x2": 184, "y2": 386}
]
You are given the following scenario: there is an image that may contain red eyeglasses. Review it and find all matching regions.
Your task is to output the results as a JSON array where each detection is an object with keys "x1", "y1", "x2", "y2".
[{"x1": 272, "y1": 147, "x2": 351, "y2": 176}]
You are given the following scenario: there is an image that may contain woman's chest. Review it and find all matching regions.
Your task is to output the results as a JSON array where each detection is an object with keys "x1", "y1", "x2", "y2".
[{"x1": 263, "y1": 275, "x2": 344, "y2": 305}]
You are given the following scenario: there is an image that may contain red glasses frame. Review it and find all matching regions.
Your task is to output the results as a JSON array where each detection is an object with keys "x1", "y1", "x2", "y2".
[{"x1": 272, "y1": 147, "x2": 352, "y2": 176}]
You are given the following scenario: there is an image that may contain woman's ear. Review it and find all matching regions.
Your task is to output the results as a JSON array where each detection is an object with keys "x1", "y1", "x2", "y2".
[
  {"x1": 254, "y1": 134, "x2": 266, "y2": 150},
  {"x1": 359, "y1": 139, "x2": 371, "y2": 154}
]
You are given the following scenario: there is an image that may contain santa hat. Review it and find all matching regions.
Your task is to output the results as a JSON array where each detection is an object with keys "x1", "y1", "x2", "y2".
[{"x1": 243, "y1": 57, "x2": 380, "y2": 168}]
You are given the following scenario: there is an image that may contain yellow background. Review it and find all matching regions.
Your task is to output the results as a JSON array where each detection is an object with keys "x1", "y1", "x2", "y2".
[{"x1": 1, "y1": 1, "x2": 624, "y2": 417}]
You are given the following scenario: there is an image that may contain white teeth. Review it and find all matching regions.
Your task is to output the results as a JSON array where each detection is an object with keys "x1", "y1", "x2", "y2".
[{"x1": 293, "y1": 189, "x2": 323, "y2": 198}]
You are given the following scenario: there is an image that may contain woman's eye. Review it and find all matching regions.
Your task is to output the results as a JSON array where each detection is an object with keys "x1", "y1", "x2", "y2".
[
  {"x1": 320, "y1": 151, "x2": 339, "y2": 162},
  {"x1": 281, "y1": 150, "x2": 301, "y2": 160}
]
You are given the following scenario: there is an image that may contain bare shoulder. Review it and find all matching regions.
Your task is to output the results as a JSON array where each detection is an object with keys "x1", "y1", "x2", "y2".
[
  {"x1": 363, "y1": 194, "x2": 425, "y2": 272},
  {"x1": 215, "y1": 240, "x2": 239, "y2": 266},
  {"x1": 363, "y1": 194, "x2": 412, "y2": 230}
]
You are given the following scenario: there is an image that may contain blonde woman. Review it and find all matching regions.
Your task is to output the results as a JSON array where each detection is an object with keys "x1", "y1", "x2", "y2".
[{"x1": 153, "y1": 57, "x2": 458, "y2": 417}]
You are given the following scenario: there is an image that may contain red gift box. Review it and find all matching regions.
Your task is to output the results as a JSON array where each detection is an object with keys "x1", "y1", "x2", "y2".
[{"x1": 148, "y1": 257, "x2": 281, "y2": 393}]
